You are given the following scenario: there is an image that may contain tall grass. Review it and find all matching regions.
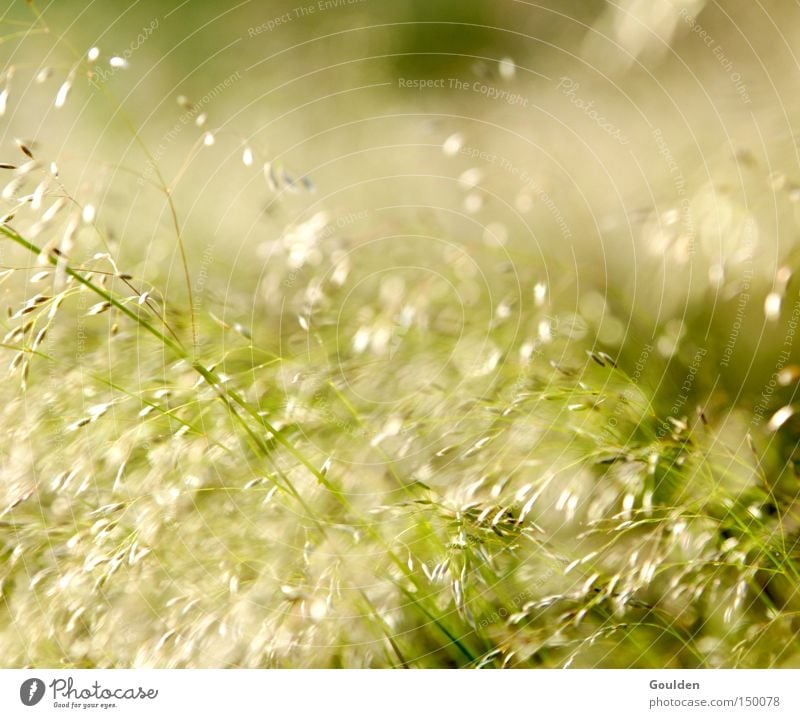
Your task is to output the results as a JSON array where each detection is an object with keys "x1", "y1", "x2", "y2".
[{"x1": 0, "y1": 3, "x2": 799, "y2": 668}]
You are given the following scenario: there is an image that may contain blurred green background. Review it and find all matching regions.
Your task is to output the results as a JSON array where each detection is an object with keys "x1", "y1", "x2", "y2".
[{"x1": 2, "y1": 0, "x2": 800, "y2": 668}]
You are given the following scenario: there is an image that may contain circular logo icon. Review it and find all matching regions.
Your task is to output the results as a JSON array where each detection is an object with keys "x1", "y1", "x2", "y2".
[{"x1": 20, "y1": 678, "x2": 45, "y2": 707}]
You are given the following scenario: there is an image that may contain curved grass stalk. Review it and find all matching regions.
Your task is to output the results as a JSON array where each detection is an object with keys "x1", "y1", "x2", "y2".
[
  {"x1": 1, "y1": 222, "x2": 488, "y2": 665},
  {"x1": 26, "y1": 1, "x2": 198, "y2": 351}
]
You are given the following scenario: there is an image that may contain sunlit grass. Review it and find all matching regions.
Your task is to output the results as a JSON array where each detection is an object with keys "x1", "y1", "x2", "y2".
[{"x1": 1, "y1": 2, "x2": 799, "y2": 669}]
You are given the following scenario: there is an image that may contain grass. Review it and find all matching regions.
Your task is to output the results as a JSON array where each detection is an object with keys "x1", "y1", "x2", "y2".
[{"x1": 1, "y1": 2, "x2": 799, "y2": 668}]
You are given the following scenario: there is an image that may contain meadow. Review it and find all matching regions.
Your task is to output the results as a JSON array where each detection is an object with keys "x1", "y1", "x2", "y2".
[{"x1": 0, "y1": 0, "x2": 798, "y2": 668}]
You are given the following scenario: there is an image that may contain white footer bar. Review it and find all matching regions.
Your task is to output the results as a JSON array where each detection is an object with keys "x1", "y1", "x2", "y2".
[{"x1": 0, "y1": 669, "x2": 797, "y2": 717}]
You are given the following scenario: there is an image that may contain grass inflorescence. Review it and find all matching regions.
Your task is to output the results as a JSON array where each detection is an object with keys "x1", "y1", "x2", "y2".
[{"x1": 0, "y1": 3, "x2": 799, "y2": 669}]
